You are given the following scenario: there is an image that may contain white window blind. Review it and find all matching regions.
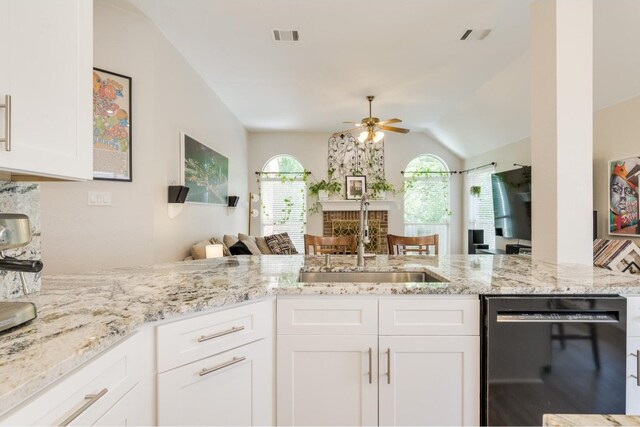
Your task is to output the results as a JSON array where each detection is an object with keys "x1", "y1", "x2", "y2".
[
  {"x1": 467, "y1": 167, "x2": 495, "y2": 249},
  {"x1": 403, "y1": 155, "x2": 451, "y2": 255},
  {"x1": 259, "y1": 156, "x2": 307, "y2": 252}
]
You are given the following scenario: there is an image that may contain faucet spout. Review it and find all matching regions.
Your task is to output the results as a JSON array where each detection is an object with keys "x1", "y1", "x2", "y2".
[{"x1": 357, "y1": 194, "x2": 370, "y2": 268}]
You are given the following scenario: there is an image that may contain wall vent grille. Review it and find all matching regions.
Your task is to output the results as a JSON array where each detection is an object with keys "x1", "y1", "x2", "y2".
[
  {"x1": 460, "y1": 29, "x2": 491, "y2": 41},
  {"x1": 272, "y1": 29, "x2": 299, "y2": 42}
]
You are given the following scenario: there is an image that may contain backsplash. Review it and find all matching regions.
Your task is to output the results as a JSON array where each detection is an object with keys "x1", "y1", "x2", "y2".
[{"x1": 0, "y1": 182, "x2": 41, "y2": 299}]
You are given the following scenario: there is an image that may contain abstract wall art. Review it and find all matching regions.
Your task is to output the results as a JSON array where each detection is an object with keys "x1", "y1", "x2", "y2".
[
  {"x1": 93, "y1": 68, "x2": 132, "y2": 181},
  {"x1": 609, "y1": 157, "x2": 640, "y2": 235}
]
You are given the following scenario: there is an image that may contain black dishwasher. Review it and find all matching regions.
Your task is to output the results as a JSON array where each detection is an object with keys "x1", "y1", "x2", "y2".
[{"x1": 482, "y1": 295, "x2": 627, "y2": 426}]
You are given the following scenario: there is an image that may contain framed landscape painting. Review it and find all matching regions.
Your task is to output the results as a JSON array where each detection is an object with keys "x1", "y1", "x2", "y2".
[
  {"x1": 92, "y1": 68, "x2": 132, "y2": 181},
  {"x1": 180, "y1": 133, "x2": 228, "y2": 205},
  {"x1": 609, "y1": 157, "x2": 640, "y2": 235}
]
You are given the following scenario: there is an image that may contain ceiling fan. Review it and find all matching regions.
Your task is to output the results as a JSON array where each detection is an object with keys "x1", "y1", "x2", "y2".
[{"x1": 340, "y1": 95, "x2": 410, "y2": 143}]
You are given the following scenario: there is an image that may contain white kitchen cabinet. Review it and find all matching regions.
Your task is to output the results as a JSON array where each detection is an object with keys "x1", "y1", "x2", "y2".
[
  {"x1": 0, "y1": 0, "x2": 92, "y2": 180},
  {"x1": 276, "y1": 296, "x2": 480, "y2": 426},
  {"x1": 0, "y1": 329, "x2": 154, "y2": 426},
  {"x1": 627, "y1": 337, "x2": 640, "y2": 414},
  {"x1": 277, "y1": 335, "x2": 378, "y2": 426},
  {"x1": 378, "y1": 336, "x2": 480, "y2": 426},
  {"x1": 157, "y1": 338, "x2": 272, "y2": 426}
]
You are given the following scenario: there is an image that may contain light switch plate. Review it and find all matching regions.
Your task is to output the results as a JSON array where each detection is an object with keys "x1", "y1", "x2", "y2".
[{"x1": 88, "y1": 191, "x2": 112, "y2": 206}]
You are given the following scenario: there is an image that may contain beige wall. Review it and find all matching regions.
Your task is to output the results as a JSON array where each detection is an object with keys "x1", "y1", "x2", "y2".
[
  {"x1": 593, "y1": 95, "x2": 640, "y2": 245},
  {"x1": 40, "y1": 0, "x2": 248, "y2": 274},
  {"x1": 248, "y1": 131, "x2": 464, "y2": 254}
]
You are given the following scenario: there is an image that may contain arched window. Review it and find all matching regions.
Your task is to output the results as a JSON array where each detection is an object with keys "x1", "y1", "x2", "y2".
[
  {"x1": 403, "y1": 155, "x2": 450, "y2": 254},
  {"x1": 260, "y1": 155, "x2": 307, "y2": 251}
]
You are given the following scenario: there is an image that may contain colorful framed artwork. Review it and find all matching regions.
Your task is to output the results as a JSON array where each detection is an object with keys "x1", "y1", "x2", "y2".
[
  {"x1": 609, "y1": 157, "x2": 640, "y2": 236},
  {"x1": 92, "y1": 68, "x2": 132, "y2": 182},
  {"x1": 345, "y1": 175, "x2": 366, "y2": 200},
  {"x1": 180, "y1": 133, "x2": 228, "y2": 205}
]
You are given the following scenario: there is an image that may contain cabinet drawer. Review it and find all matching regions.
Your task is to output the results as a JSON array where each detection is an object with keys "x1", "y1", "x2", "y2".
[
  {"x1": 157, "y1": 299, "x2": 272, "y2": 373},
  {"x1": 1, "y1": 329, "x2": 152, "y2": 426},
  {"x1": 277, "y1": 298, "x2": 378, "y2": 335},
  {"x1": 379, "y1": 297, "x2": 480, "y2": 336},
  {"x1": 157, "y1": 338, "x2": 271, "y2": 426}
]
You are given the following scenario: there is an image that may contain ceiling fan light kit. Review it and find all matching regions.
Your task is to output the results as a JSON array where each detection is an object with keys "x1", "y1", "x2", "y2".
[{"x1": 341, "y1": 96, "x2": 410, "y2": 143}]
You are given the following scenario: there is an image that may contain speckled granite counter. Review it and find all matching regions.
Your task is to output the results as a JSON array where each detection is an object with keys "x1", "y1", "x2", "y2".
[
  {"x1": 2, "y1": 254, "x2": 640, "y2": 413},
  {"x1": 543, "y1": 414, "x2": 640, "y2": 426}
]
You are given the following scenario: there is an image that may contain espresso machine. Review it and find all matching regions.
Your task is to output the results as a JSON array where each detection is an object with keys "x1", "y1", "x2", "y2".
[{"x1": 0, "y1": 214, "x2": 43, "y2": 333}]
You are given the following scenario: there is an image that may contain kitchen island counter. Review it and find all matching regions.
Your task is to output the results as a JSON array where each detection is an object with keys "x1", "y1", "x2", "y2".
[{"x1": 2, "y1": 254, "x2": 640, "y2": 414}]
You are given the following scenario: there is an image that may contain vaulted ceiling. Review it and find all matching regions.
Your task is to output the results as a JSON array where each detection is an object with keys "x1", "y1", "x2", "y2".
[{"x1": 129, "y1": 0, "x2": 640, "y2": 158}]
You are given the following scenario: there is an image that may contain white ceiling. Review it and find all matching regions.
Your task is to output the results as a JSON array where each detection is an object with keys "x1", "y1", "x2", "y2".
[{"x1": 128, "y1": 0, "x2": 640, "y2": 158}]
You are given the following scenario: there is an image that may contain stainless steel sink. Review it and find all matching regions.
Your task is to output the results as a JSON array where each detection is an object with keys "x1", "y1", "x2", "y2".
[{"x1": 297, "y1": 271, "x2": 445, "y2": 283}]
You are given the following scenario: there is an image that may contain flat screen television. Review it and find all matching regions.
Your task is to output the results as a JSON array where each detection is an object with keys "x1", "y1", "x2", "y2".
[{"x1": 491, "y1": 167, "x2": 531, "y2": 240}]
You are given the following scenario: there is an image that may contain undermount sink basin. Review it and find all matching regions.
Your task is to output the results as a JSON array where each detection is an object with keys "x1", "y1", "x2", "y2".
[{"x1": 297, "y1": 271, "x2": 444, "y2": 283}]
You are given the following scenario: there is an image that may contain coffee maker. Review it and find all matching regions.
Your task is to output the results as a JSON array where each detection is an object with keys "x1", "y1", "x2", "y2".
[{"x1": 0, "y1": 213, "x2": 43, "y2": 333}]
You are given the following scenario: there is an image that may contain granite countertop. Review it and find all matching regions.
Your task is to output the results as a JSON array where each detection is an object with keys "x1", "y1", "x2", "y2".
[
  {"x1": 543, "y1": 414, "x2": 640, "y2": 426},
  {"x1": 2, "y1": 254, "x2": 640, "y2": 414}
]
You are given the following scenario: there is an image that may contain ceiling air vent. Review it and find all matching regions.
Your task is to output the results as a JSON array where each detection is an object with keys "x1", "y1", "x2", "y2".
[
  {"x1": 272, "y1": 29, "x2": 299, "y2": 42},
  {"x1": 460, "y1": 29, "x2": 492, "y2": 41}
]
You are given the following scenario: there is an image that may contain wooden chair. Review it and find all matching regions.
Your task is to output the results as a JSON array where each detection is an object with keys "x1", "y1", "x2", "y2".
[
  {"x1": 304, "y1": 234, "x2": 356, "y2": 255},
  {"x1": 387, "y1": 234, "x2": 439, "y2": 255}
]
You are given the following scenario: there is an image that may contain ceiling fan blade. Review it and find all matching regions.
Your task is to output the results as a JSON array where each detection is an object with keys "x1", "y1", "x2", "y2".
[
  {"x1": 377, "y1": 118, "x2": 402, "y2": 125},
  {"x1": 342, "y1": 121, "x2": 364, "y2": 127},
  {"x1": 379, "y1": 125, "x2": 410, "y2": 134}
]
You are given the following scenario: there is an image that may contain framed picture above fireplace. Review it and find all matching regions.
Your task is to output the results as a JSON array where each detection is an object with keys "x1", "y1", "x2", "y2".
[{"x1": 346, "y1": 175, "x2": 366, "y2": 200}]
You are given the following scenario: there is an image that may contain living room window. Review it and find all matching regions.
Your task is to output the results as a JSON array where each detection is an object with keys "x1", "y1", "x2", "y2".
[
  {"x1": 260, "y1": 155, "x2": 307, "y2": 251},
  {"x1": 403, "y1": 155, "x2": 450, "y2": 254},
  {"x1": 467, "y1": 166, "x2": 496, "y2": 249}
]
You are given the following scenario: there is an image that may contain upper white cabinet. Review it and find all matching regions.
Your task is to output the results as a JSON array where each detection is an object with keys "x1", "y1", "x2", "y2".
[{"x1": 0, "y1": 0, "x2": 93, "y2": 180}]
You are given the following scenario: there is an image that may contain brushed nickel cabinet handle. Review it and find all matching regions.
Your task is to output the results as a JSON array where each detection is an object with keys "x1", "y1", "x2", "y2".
[
  {"x1": 387, "y1": 348, "x2": 391, "y2": 384},
  {"x1": 59, "y1": 388, "x2": 108, "y2": 426},
  {"x1": 197, "y1": 325, "x2": 245, "y2": 342},
  {"x1": 368, "y1": 347, "x2": 372, "y2": 384},
  {"x1": 0, "y1": 95, "x2": 11, "y2": 151},
  {"x1": 631, "y1": 351, "x2": 640, "y2": 387},
  {"x1": 199, "y1": 356, "x2": 246, "y2": 377}
]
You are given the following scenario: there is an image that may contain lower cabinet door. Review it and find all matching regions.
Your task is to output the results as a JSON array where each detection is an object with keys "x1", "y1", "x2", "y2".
[
  {"x1": 627, "y1": 337, "x2": 640, "y2": 414},
  {"x1": 157, "y1": 338, "x2": 271, "y2": 426},
  {"x1": 93, "y1": 380, "x2": 154, "y2": 426},
  {"x1": 378, "y1": 336, "x2": 480, "y2": 426},
  {"x1": 277, "y1": 335, "x2": 378, "y2": 426}
]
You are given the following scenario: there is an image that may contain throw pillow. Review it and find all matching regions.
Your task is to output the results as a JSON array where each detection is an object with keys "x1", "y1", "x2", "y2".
[
  {"x1": 238, "y1": 233, "x2": 272, "y2": 255},
  {"x1": 191, "y1": 240, "x2": 211, "y2": 260},
  {"x1": 240, "y1": 238, "x2": 262, "y2": 255},
  {"x1": 223, "y1": 234, "x2": 239, "y2": 249},
  {"x1": 209, "y1": 237, "x2": 230, "y2": 256},
  {"x1": 264, "y1": 233, "x2": 299, "y2": 255},
  {"x1": 228, "y1": 241, "x2": 253, "y2": 256}
]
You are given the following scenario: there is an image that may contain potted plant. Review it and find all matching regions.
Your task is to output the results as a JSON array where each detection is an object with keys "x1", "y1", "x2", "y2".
[
  {"x1": 369, "y1": 178, "x2": 395, "y2": 199},
  {"x1": 308, "y1": 180, "x2": 341, "y2": 201},
  {"x1": 469, "y1": 186, "x2": 482, "y2": 198}
]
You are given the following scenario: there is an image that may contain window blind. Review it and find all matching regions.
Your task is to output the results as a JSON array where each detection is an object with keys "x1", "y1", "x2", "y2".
[
  {"x1": 260, "y1": 178, "x2": 306, "y2": 252},
  {"x1": 467, "y1": 168, "x2": 495, "y2": 248}
]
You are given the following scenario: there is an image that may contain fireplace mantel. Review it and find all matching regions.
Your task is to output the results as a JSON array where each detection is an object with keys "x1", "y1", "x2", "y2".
[{"x1": 318, "y1": 199, "x2": 396, "y2": 212}]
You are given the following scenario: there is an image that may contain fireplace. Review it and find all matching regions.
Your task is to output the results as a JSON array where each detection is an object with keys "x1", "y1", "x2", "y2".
[{"x1": 319, "y1": 200, "x2": 393, "y2": 254}]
